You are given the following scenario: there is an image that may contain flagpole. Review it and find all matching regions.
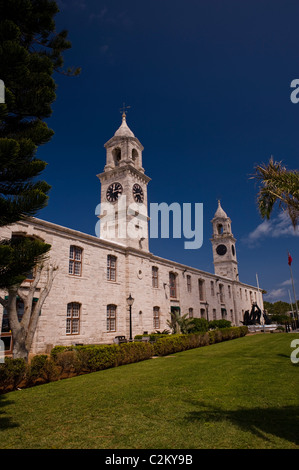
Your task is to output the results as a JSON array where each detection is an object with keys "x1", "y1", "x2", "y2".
[
  {"x1": 288, "y1": 289, "x2": 294, "y2": 315},
  {"x1": 288, "y1": 254, "x2": 299, "y2": 324}
]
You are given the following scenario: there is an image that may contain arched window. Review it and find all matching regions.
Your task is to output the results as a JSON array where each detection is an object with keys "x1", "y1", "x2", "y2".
[
  {"x1": 198, "y1": 279, "x2": 205, "y2": 301},
  {"x1": 219, "y1": 283, "x2": 225, "y2": 303},
  {"x1": 217, "y1": 224, "x2": 223, "y2": 235},
  {"x1": 169, "y1": 272, "x2": 177, "y2": 298},
  {"x1": 107, "y1": 304, "x2": 116, "y2": 332},
  {"x1": 113, "y1": 147, "x2": 121, "y2": 166},
  {"x1": 210, "y1": 280, "x2": 215, "y2": 296},
  {"x1": 132, "y1": 148, "x2": 138, "y2": 161},
  {"x1": 107, "y1": 255, "x2": 117, "y2": 281},
  {"x1": 69, "y1": 246, "x2": 83, "y2": 276},
  {"x1": 152, "y1": 266, "x2": 158, "y2": 288},
  {"x1": 153, "y1": 306, "x2": 160, "y2": 329},
  {"x1": 66, "y1": 302, "x2": 80, "y2": 335}
]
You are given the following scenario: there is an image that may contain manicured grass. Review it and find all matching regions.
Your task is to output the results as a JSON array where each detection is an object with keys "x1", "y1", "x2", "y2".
[{"x1": 0, "y1": 333, "x2": 298, "y2": 449}]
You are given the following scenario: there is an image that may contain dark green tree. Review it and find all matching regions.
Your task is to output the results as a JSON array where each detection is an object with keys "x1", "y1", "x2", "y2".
[
  {"x1": 263, "y1": 301, "x2": 292, "y2": 315},
  {"x1": 253, "y1": 157, "x2": 299, "y2": 229},
  {"x1": 0, "y1": 0, "x2": 80, "y2": 360}
]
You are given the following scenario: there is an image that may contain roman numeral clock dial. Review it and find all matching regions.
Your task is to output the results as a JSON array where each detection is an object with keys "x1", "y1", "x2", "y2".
[
  {"x1": 132, "y1": 183, "x2": 144, "y2": 203},
  {"x1": 106, "y1": 182, "x2": 123, "y2": 203}
]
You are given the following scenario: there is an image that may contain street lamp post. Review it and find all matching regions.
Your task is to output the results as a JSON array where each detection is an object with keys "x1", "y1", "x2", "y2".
[{"x1": 127, "y1": 294, "x2": 134, "y2": 342}]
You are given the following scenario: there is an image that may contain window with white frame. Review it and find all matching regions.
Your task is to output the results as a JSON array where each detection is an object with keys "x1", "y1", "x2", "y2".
[
  {"x1": 169, "y1": 272, "x2": 177, "y2": 298},
  {"x1": 107, "y1": 304, "x2": 116, "y2": 331},
  {"x1": 152, "y1": 266, "x2": 159, "y2": 288},
  {"x1": 198, "y1": 279, "x2": 205, "y2": 301},
  {"x1": 210, "y1": 280, "x2": 215, "y2": 296},
  {"x1": 69, "y1": 246, "x2": 82, "y2": 276},
  {"x1": 66, "y1": 302, "x2": 80, "y2": 334},
  {"x1": 153, "y1": 306, "x2": 160, "y2": 329},
  {"x1": 107, "y1": 255, "x2": 117, "y2": 281}
]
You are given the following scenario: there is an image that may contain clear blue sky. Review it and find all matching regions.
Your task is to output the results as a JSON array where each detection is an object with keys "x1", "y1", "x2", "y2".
[{"x1": 37, "y1": 0, "x2": 299, "y2": 304}]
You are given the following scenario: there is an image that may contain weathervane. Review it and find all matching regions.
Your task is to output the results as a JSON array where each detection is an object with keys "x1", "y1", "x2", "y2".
[{"x1": 120, "y1": 102, "x2": 131, "y2": 117}]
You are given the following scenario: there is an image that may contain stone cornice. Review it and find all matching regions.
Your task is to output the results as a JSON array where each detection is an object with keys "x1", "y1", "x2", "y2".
[{"x1": 97, "y1": 164, "x2": 151, "y2": 184}]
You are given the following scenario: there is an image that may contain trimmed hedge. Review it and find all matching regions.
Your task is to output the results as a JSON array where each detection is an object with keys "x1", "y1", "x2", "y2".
[
  {"x1": 153, "y1": 326, "x2": 248, "y2": 356},
  {"x1": 134, "y1": 333, "x2": 169, "y2": 342},
  {"x1": 0, "y1": 327, "x2": 247, "y2": 394},
  {"x1": 51, "y1": 342, "x2": 154, "y2": 373}
]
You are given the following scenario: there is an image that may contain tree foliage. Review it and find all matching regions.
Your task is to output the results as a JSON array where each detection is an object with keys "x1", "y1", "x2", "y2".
[
  {"x1": 0, "y1": 0, "x2": 79, "y2": 359},
  {"x1": 254, "y1": 157, "x2": 299, "y2": 228},
  {"x1": 0, "y1": 0, "x2": 80, "y2": 227},
  {"x1": 167, "y1": 311, "x2": 195, "y2": 334},
  {"x1": 263, "y1": 300, "x2": 292, "y2": 315}
]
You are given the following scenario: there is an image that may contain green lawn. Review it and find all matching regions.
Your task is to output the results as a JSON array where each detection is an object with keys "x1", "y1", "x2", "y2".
[{"x1": 1, "y1": 333, "x2": 299, "y2": 449}]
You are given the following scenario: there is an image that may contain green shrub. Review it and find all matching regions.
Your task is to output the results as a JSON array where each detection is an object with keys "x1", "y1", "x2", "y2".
[
  {"x1": 153, "y1": 334, "x2": 201, "y2": 356},
  {"x1": 0, "y1": 357, "x2": 27, "y2": 392},
  {"x1": 74, "y1": 345, "x2": 120, "y2": 372},
  {"x1": 28, "y1": 355, "x2": 59, "y2": 385},
  {"x1": 55, "y1": 350, "x2": 81, "y2": 373},
  {"x1": 188, "y1": 318, "x2": 209, "y2": 334},
  {"x1": 50, "y1": 345, "x2": 74, "y2": 361},
  {"x1": 154, "y1": 326, "x2": 248, "y2": 356},
  {"x1": 134, "y1": 333, "x2": 169, "y2": 342},
  {"x1": 208, "y1": 319, "x2": 231, "y2": 329},
  {"x1": 51, "y1": 343, "x2": 154, "y2": 374},
  {"x1": 118, "y1": 342, "x2": 154, "y2": 364}
]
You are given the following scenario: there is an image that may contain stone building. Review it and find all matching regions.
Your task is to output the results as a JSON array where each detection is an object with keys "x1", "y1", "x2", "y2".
[{"x1": 0, "y1": 114, "x2": 263, "y2": 355}]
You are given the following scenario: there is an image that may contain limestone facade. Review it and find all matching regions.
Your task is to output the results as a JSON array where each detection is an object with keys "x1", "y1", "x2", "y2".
[{"x1": 0, "y1": 115, "x2": 263, "y2": 355}]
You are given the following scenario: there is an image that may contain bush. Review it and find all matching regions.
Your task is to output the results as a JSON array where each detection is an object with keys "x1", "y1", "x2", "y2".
[
  {"x1": 0, "y1": 327, "x2": 248, "y2": 394},
  {"x1": 28, "y1": 355, "x2": 59, "y2": 385},
  {"x1": 0, "y1": 357, "x2": 27, "y2": 392},
  {"x1": 154, "y1": 326, "x2": 248, "y2": 356},
  {"x1": 208, "y1": 319, "x2": 231, "y2": 329},
  {"x1": 70, "y1": 344, "x2": 120, "y2": 372},
  {"x1": 51, "y1": 342, "x2": 154, "y2": 374},
  {"x1": 118, "y1": 342, "x2": 154, "y2": 364},
  {"x1": 134, "y1": 333, "x2": 169, "y2": 342},
  {"x1": 188, "y1": 318, "x2": 209, "y2": 334},
  {"x1": 50, "y1": 345, "x2": 74, "y2": 361},
  {"x1": 54, "y1": 350, "x2": 81, "y2": 374}
]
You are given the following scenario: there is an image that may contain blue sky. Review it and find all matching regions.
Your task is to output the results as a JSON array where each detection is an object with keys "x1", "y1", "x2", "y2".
[{"x1": 36, "y1": 0, "x2": 299, "y2": 304}]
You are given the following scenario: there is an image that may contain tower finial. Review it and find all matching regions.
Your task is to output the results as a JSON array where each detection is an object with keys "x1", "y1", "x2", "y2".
[{"x1": 120, "y1": 102, "x2": 131, "y2": 120}]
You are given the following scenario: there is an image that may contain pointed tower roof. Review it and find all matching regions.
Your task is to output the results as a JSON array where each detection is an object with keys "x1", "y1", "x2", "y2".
[
  {"x1": 114, "y1": 112, "x2": 135, "y2": 138},
  {"x1": 214, "y1": 200, "x2": 228, "y2": 218}
]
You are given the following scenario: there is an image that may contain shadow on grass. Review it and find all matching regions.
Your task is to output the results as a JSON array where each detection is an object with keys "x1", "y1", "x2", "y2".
[
  {"x1": 184, "y1": 401, "x2": 299, "y2": 446},
  {"x1": 0, "y1": 395, "x2": 19, "y2": 431}
]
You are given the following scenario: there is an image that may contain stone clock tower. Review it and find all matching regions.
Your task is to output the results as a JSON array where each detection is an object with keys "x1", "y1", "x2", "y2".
[
  {"x1": 97, "y1": 112, "x2": 151, "y2": 251},
  {"x1": 211, "y1": 201, "x2": 239, "y2": 280}
]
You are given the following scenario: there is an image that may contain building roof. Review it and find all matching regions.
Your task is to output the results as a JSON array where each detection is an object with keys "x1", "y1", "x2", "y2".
[
  {"x1": 114, "y1": 113, "x2": 135, "y2": 138},
  {"x1": 214, "y1": 200, "x2": 228, "y2": 218}
]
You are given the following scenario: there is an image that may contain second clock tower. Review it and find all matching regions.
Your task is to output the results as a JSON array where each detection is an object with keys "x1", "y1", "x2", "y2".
[{"x1": 97, "y1": 112, "x2": 151, "y2": 251}]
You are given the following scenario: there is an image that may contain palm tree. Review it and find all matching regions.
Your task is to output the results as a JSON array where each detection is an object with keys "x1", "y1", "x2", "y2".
[
  {"x1": 167, "y1": 311, "x2": 194, "y2": 334},
  {"x1": 254, "y1": 157, "x2": 299, "y2": 228}
]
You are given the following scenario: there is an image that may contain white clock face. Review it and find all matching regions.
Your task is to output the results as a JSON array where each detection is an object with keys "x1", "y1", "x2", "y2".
[
  {"x1": 132, "y1": 183, "x2": 144, "y2": 203},
  {"x1": 106, "y1": 182, "x2": 123, "y2": 202}
]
